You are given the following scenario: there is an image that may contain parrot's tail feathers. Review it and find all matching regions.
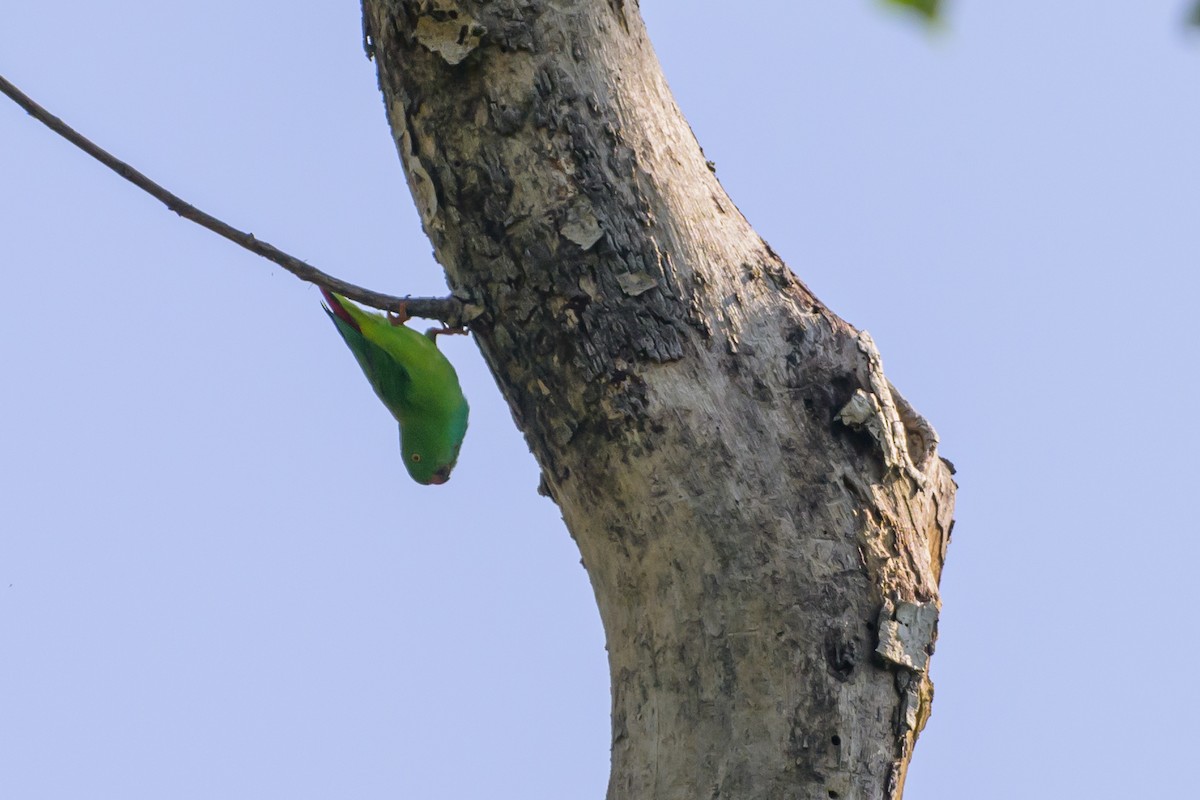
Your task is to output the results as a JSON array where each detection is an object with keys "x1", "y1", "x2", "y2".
[{"x1": 321, "y1": 289, "x2": 361, "y2": 333}]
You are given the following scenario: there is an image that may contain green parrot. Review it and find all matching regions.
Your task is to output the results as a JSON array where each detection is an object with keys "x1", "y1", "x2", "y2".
[{"x1": 321, "y1": 289, "x2": 469, "y2": 485}]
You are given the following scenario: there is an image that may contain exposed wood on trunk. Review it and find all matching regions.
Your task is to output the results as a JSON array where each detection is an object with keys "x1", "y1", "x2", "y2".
[{"x1": 361, "y1": 1, "x2": 956, "y2": 797}]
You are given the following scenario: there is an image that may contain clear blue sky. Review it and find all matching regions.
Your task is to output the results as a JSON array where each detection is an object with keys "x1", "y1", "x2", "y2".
[{"x1": 3, "y1": 2, "x2": 1198, "y2": 798}]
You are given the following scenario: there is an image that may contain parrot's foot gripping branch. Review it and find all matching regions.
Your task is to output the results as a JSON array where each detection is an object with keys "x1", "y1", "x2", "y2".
[
  {"x1": 387, "y1": 301, "x2": 469, "y2": 340},
  {"x1": 387, "y1": 301, "x2": 411, "y2": 327}
]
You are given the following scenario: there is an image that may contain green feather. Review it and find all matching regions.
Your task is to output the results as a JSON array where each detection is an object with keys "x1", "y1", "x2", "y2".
[{"x1": 322, "y1": 291, "x2": 469, "y2": 485}]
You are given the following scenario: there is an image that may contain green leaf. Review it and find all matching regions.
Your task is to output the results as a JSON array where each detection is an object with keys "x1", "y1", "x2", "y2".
[
  {"x1": 1191, "y1": 1, "x2": 1200, "y2": 27},
  {"x1": 882, "y1": 0, "x2": 941, "y2": 23}
]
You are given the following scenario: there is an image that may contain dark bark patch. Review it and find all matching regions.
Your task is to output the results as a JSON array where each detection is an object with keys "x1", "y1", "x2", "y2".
[{"x1": 824, "y1": 628, "x2": 860, "y2": 682}]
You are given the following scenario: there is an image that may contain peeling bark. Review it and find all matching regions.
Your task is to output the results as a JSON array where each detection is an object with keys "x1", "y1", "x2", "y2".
[{"x1": 360, "y1": 2, "x2": 956, "y2": 797}]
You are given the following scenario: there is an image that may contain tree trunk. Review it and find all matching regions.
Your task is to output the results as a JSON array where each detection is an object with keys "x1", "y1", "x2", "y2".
[{"x1": 360, "y1": 2, "x2": 956, "y2": 797}]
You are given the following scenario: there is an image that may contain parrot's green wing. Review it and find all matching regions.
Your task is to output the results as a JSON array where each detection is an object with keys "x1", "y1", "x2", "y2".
[
  {"x1": 321, "y1": 290, "x2": 469, "y2": 485},
  {"x1": 323, "y1": 296, "x2": 413, "y2": 413}
]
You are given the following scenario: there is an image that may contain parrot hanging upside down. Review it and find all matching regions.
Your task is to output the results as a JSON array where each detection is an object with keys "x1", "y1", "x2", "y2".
[{"x1": 320, "y1": 289, "x2": 469, "y2": 485}]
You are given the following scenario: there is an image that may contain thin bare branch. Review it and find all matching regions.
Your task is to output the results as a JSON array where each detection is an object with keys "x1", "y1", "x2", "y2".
[{"x1": 0, "y1": 73, "x2": 462, "y2": 324}]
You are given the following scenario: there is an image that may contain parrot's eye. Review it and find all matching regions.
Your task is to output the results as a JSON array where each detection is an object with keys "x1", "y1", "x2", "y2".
[{"x1": 411, "y1": 453, "x2": 422, "y2": 463}]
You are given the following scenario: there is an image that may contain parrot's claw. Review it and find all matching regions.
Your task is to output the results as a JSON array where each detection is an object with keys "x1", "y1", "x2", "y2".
[
  {"x1": 387, "y1": 301, "x2": 411, "y2": 327},
  {"x1": 425, "y1": 325, "x2": 468, "y2": 342}
]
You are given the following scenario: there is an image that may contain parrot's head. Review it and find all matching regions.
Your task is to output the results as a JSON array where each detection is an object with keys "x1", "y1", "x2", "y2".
[{"x1": 398, "y1": 407, "x2": 467, "y2": 485}]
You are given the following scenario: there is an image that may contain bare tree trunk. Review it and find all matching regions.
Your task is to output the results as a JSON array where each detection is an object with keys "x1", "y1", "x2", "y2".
[{"x1": 360, "y1": 1, "x2": 956, "y2": 797}]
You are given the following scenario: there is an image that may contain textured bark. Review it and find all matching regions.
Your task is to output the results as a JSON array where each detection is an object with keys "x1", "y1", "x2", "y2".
[{"x1": 361, "y1": 2, "x2": 956, "y2": 798}]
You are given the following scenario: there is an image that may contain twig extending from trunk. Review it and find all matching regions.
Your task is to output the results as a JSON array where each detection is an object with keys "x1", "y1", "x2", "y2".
[{"x1": 0, "y1": 73, "x2": 462, "y2": 324}]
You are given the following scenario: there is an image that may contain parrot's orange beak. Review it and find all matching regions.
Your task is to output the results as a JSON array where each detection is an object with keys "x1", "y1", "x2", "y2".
[{"x1": 428, "y1": 467, "x2": 451, "y2": 485}]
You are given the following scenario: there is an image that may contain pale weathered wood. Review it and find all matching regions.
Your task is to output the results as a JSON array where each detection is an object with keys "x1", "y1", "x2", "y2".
[{"x1": 361, "y1": 2, "x2": 956, "y2": 797}]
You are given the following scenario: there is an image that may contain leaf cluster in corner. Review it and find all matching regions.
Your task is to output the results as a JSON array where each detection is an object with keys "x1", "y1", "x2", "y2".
[{"x1": 881, "y1": 0, "x2": 941, "y2": 23}]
